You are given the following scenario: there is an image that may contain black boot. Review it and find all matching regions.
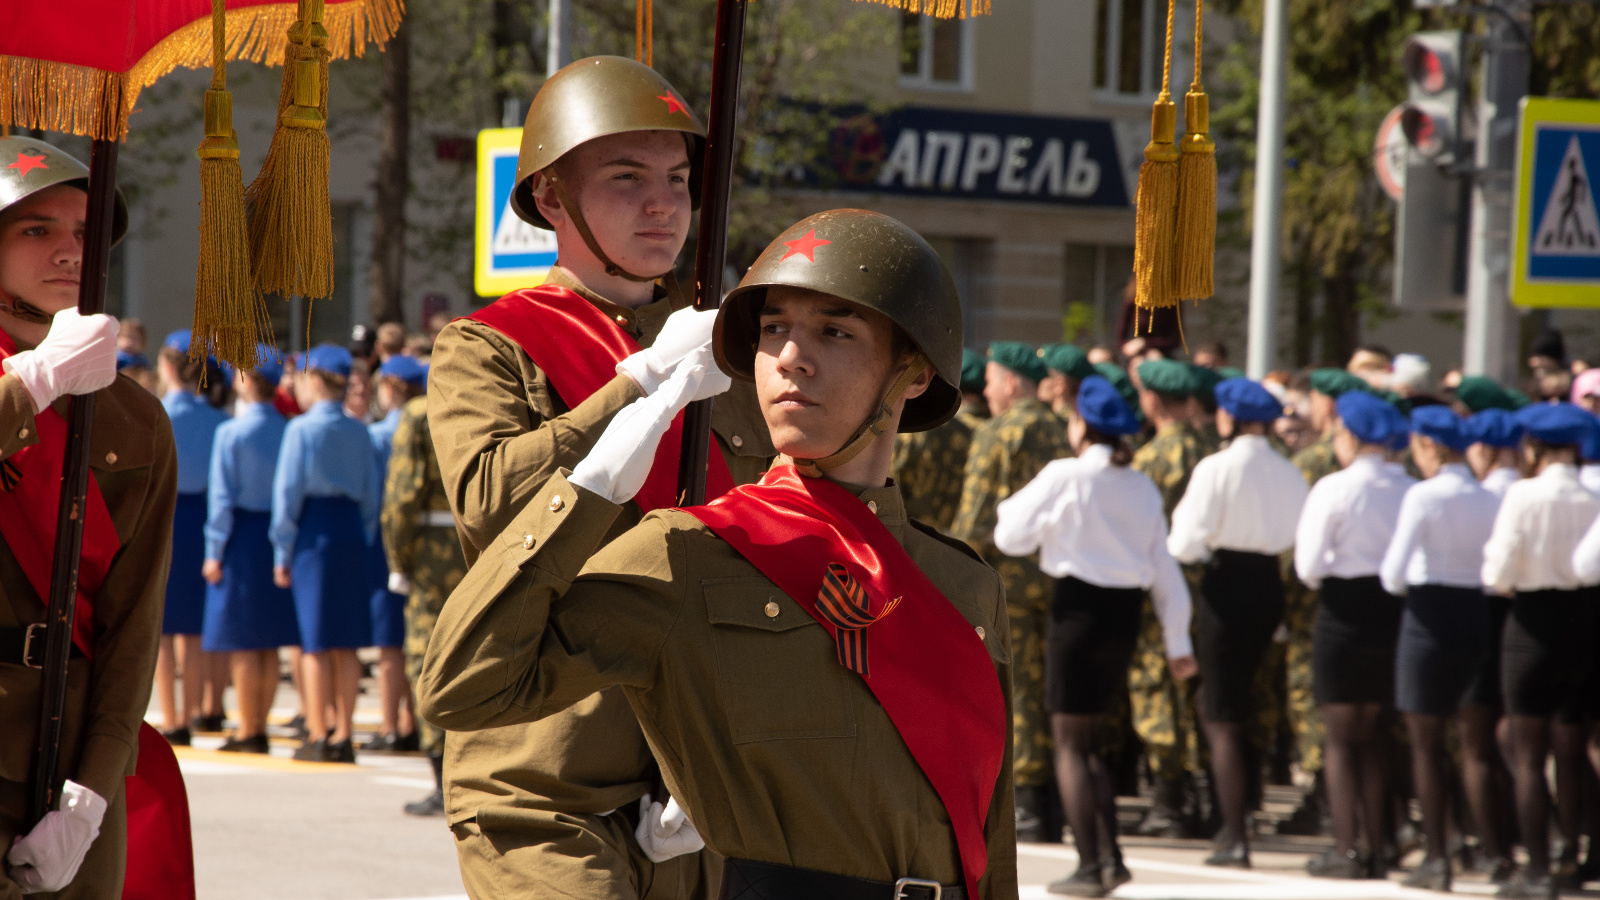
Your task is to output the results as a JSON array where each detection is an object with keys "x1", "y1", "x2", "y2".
[
  {"x1": 1016, "y1": 785, "x2": 1050, "y2": 843},
  {"x1": 1137, "y1": 774, "x2": 1194, "y2": 838},
  {"x1": 404, "y1": 753, "x2": 445, "y2": 817}
]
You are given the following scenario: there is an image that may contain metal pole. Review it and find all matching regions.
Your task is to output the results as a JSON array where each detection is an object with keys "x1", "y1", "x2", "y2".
[
  {"x1": 1246, "y1": 0, "x2": 1288, "y2": 378},
  {"x1": 546, "y1": 0, "x2": 571, "y2": 76},
  {"x1": 1462, "y1": 0, "x2": 1529, "y2": 380}
]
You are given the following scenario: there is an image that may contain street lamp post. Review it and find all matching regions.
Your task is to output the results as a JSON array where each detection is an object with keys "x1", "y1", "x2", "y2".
[{"x1": 1246, "y1": 0, "x2": 1289, "y2": 378}]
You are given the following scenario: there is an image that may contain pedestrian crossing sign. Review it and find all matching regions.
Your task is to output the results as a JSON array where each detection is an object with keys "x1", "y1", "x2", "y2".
[
  {"x1": 1512, "y1": 98, "x2": 1600, "y2": 307},
  {"x1": 475, "y1": 127, "x2": 558, "y2": 297}
]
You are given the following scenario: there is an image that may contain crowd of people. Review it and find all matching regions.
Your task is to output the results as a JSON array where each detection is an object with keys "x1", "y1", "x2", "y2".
[{"x1": 897, "y1": 325, "x2": 1600, "y2": 899}]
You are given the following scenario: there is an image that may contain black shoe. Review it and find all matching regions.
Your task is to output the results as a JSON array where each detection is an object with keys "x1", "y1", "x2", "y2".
[
  {"x1": 191, "y1": 714, "x2": 226, "y2": 734},
  {"x1": 1307, "y1": 850, "x2": 1369, "y2": 879},
  {"x1": 292, "y1": 738, "x2": 330, "y2": 762},
  {"x1": 403, "y1": 789, "x2": 445, "y2": 817},
  {"x1": 1496, "y1": 871, "x2": 1555, "y2": 900},
  {"x1": 162, "y1": 726, "x2": 191, "y2": 747},
  {"x1": 283, "y1": 714, "x2": 308, "y2": 739},
  {"x1": 218, "y1": 733, "x2": 270, "y2": 754},
  {"x1": 1205, "y1": 842, "x2": 1251, "y2": 869},
  {"x1": 362, "y1": 732, "x2": 400, "y2": 752},
  {"x1": 1402, "y1": 857, "x2": 1452, "y2": 892},
  {"x1": 394, "y1": 730, "x2": 420, "y2": 752},
  {"x1": 1136, "y1": 775, "x2": 1195, "y2": 838},
  {"x1": 1015, "y1": 785, "x2": 1050, "y2": 843},
  {"x1": 1479, "y1": 858, "x2": 1517, "y2": 884},
  {"x1": 327, "y1": 739, "x2": 356, "y2": 764},
  {"x1": 1103, "y1": 857, "x2": 1131, "y2": 892},
  {"x1": 1047, "y1": 864, "x2": 1110, "y2": 897}
]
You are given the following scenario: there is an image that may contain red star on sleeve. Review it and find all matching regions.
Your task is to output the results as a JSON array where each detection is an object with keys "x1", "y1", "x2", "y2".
[
  {"x1": 779, "y1": 229, "x2": 832, "y2": 263},
  {"x1": 6, "y1": 152, "x2": 48, "y2": 176},
  {"x1": 657, "y1": 94, "x2": 691, "y2": 117}
]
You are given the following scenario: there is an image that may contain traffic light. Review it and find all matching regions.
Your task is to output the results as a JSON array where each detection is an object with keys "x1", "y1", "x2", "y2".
[{"x1": 1399, "y1": 31, "x2": 1466, "y2": 166}]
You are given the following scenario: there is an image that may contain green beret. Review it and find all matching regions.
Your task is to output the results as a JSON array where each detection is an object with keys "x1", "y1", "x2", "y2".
[
  {"x1": 1454, "y1": 375, "x2": 1518, "y2": 412},
  {"x1": 1137, "y1": 358, "x2": 1198, "y2": 397},
  {"x1": 1038, "y1": 343, "x2": 1096, "y2": 380},
  {"x1": 1379, "y1": 390, "x2": 1412, "y2": 416},
  {"x1": 1308, "y1": 368, "x2": 1371, "y2": 399},
  {"x1": 1094, "y1": 362, "x2": 1143, "y2": 421},
  {"x1": 1216, "y1": 366, "x2": 1246, "y2": 380},
  {"x1": 988, "y1": 341, "x2": 1049, "y2": 383},
  {"x1": 959, "y1": 348, "x2": 986, "y2": 394},
  {"x1": 1506, "y1": 388, "x2": 1532, "y2": 409},
  {"x1": 1189, "y1": 364, "x2": 1223, "y2": 402}
]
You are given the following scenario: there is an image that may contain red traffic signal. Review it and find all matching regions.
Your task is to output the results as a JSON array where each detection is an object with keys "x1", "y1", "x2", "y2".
[
  {"x1": 1398, "y1": 31, "x2": 1464, "y2": 165},
  {"x1": 1400, "y1": 106, "x2": 1450, "y2": 159},
  {"x1": 1402, "y1": 39, "x2": 1454, "y2": 94}
]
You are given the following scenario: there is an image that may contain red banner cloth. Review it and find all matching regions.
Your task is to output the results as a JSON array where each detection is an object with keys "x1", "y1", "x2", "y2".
[
  {"x1": 466, "y1": 286, "x2": 733, "y2": 513},
  {"x1": 683, "y1": 465, "x2": 1007, "y2": 898},
  {"x1": 122, "y1": 723, "x2": 195, "y2": 900}
]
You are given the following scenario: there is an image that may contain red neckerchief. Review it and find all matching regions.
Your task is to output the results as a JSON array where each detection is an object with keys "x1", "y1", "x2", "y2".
[
  {"x1": 466, "y1": 286, "x2": 734, "y2": 512},
  {"x1": 0, "y1": 328, "x2": 118, "y2": 657},
  {"x1": 683, "y1": 465, "x2": 1007, "y2": 897}
]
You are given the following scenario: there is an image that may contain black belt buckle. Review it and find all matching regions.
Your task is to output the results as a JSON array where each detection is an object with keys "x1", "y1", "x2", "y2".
[
  {"x1": 893, "y1": 878, "x2": 941, "y2": 900},
  {"x1": 22, "y1": 622, "x2": 45, "y2": 668}
]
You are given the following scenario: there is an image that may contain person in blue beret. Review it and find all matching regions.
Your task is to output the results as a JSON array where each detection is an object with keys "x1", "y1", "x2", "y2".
[
  {"x1": 271, "y1": 343, "x2": 382, "y2": 763},
  {"x1": 1378, "y1": 405, "x2": 1506, "y2": 889},
  {"x1": 1577, "y1": 414, "x2": 1600, "y2": 496},
  {"x1": 1465, "y1": 408, "x2": 1523, "y2": 497},
  {"x1": 995, "y1": 376, "x2": 1194, "y2": 895},
  {"x1": 115, "y1": 349, "x2": 157, "y2": 396},
  {"x1": 1483, "y1": 402, "x2": 1600, "y2": 900},
  {"x1": 1167, "y1": 377, "x2": 1307, "y2": 868},
  {"x1": 1294, "y1": 389, "x2": 1417, "y2": 878}
]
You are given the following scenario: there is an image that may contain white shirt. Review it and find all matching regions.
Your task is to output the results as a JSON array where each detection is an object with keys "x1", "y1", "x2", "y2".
[
  {"x1": 1581, "y1": 463, "x2": 1600, "y2": 496},
  {"x1": 1481, "y1": 466, "x2": 1520, "y2": 497},
  {"x1": 1379, "y1": 464, "x2": 1500, "y2": 595},
  {"x1": 1294, "y1": 454, "x2": 1416, "y2": 589},
  {"x1": 994, "y1": 444, "x2": 1193, "y2": 658},
  {"x1": 1168, "y1": 434, "x2": 1309, "y2": 562},
  {"x1": 1570, "y1": 506, "x2": 1600, "y2": 585},
  {"x1": 1482, "y1": 463, "x2": 1600, "y2": 593}
]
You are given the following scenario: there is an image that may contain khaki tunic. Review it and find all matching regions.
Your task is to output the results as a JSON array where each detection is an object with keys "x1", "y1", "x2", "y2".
[
  {"x1": 427, "y1": 271, "x2": 772, "y2": 900},
  {"x1": 0, "y1": 372, "x2": 177, "y2": 900},
  {"x1": 891, "y1": 407, "x2": 978, "y2": 534},
  {"x1": 419, "y1": 474, "x2": 1019, "y2": 900}
]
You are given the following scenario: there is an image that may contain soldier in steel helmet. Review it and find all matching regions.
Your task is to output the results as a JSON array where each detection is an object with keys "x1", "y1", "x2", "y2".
[
  {"x1": 891, "y1": 347, "x2": 988, "y2": 534},
  {"x1": 426, "y1": 57, "x2": 772, "y2": 900},
  {"x1": 0, "y1": 136, "x2": 177, "y2": 896},
  {"x1": 420, "y1": 208, "x2": 1018, "y2": 900}
]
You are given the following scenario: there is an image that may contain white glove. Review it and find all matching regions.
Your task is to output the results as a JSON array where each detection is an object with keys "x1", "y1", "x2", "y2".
[
  {"x1": 634, "y1": 795, "x2": 705, "y2": 863},
  {"x1": 1, "y1": 308, "x2": 118, "y2": 413},
  {"x1": 387, "y1": 571, "x2": 411, "y2": 595},
  {"x1": 617, "y1": 307, "x2": 729, "y2": 401},
  {"x1": 6, "y1": 780, "x2": 107, "y2": 894},
  {"x1": 571, "y1": 347, "x2": 716, "y2": 504}
]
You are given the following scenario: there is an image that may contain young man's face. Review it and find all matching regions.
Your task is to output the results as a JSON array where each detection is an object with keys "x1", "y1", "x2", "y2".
[
  {"x1": 753, "y1": 286, "x2": 924, "y2": 463},
  {"x1": 0, "y1": 184, "x2": 86, "y2": 316},
  {"x1": 536, "y1": 130, "x2": 692, "y2": 278}
]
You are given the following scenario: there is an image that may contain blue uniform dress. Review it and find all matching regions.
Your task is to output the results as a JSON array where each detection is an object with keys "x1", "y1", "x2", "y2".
[
  {"x1": 270, "y1": 400, "x2": 381, "y2": 653},
  {"x1": 367, "y1": 408, "x2": 406, "y2": 648},
  {"x1": 162, "y1": 390, "x2": 229, "y2": 635},
  {"x1": 202, "y1": 403, "x2": 299, "y2": 652}
]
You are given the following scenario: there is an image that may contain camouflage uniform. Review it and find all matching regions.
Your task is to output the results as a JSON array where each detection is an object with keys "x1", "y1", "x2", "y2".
[
  {"x1": 950, "y1": 397, "x2": 1071, "y2": 788},
  {"x1": 891, "y1": 406, "x2": 978, "y2": 534},
  {"x1": 1284, "y1": 434, "x2": 1340, "y2": 774},
  {"x1": 381, "y1": 395, "x2": 467, "y2": 757},
  {"x1": 1128, "y1": 422, "x2": 1208, "y2": 781}
]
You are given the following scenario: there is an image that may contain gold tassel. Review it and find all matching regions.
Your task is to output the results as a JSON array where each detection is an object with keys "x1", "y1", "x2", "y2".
[
  {"x1": 246, "y1": 0, "x2": 334, "y2": 302},
  {"x1": 846, "y1": 0, "x2": 990, "y2": 19},
  {"x1": 193, "y1": 0, "x2": 272, "y2": 377},
  {"x1": 1132, "y1": 0, "x2": 1180, "y2": 311},
  {"x1": 1175, "y1": 0, "x2": 1215, "y2": 301}
]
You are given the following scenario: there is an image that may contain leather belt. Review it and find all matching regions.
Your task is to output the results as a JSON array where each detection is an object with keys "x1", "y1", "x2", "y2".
[
  {"x1": 0, "y1": 624, "x2": 85, "y2": 669},
  {"x1": 719, "y1": 858, "x2": 965, "y2": 900}
]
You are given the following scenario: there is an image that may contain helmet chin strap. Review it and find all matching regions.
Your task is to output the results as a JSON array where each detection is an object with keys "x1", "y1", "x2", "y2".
[
  {"x1": 543, "y1": 167, "x2": 670, "y2": 284},
  {"x1": 0, "y1": 287, "x2": 53, "y2": 326},
  {"x1": 793, "y1": 355, "x2": 929, "y2": 478}
]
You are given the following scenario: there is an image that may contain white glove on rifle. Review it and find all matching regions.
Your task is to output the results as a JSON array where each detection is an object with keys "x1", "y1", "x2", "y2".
[
  {"x1": 1, "y1": 308, "x2": 118, "y2": 414},
  {"x1": 387, "y1": 571, "x2": 411, "y2": 595},
  {"x1": 616, "y1": 307, "x2": 730, "y2": 401},
  {"x1": 6, "y1": 780, "x2": 107, "y2": 894},
  {"x1": 634, "y1": 795, "x2": 705, "y2": 863},
  {"x1": 571, "y1": 347, "x2": 720, "y2": 505}
]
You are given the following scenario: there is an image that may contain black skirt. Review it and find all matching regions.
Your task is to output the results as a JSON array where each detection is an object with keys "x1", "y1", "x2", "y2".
[
  {"x1": 1394, "y1": 584, "x2": 1490, "y2": 715},
  {"x1": 1045, "y1": 576, "x2": 1144, "y2": 715},
  {"x1": 1501, "y1": 589, "x2": 1596, "y2": 721},
  {"x1": 1195, "y1": 550, "x2": 1284, "y2": 723},
  {"x1": 1313, "y1": 575, "x2": 1402, "y2": 705},
  {"x1": 1462, "y1": 595, "x2": 1512, "y2": 708}
]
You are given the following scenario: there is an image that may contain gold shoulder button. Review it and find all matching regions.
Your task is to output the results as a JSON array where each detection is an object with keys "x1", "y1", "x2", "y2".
[{"x1": 548, "y1": 495, "x2": 565, "y2": 512}]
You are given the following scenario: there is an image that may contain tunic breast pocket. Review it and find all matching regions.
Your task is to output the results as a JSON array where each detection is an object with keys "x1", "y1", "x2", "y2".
[{"x1": 702, "y1": 578, "x2": 857, "y2": 745}]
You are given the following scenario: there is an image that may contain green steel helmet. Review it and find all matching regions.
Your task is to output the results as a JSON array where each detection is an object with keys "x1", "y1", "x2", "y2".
[
  {"x1": 511, "y1": 56, "x2": 706, "y2": 230},
  {"x1": 0, "y1": 136, "x2": 127, "y2": 244},
  {"x1": 715, "y1": 208, "x2": 963, "y2": 435}
]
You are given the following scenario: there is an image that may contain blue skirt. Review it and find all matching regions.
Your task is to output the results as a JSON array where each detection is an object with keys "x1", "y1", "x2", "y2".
[
  {"x1": 162, "y1": 492, "x2": 209, "y2": 635},
  {"x1": 202, "y1": 510, "x2": 300, "y2": 652},
  {"x1": 367, "y1": 532, "x2": 406, "y2": 648},
  {"x1": 291, "y1": 496, "x2": 374, "y2": 652}
]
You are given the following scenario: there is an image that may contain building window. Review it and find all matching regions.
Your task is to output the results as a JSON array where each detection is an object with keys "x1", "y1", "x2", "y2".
[
  {"x1": 1063, "y1": 242, "x2": 1133, "y2": 346},
  {"x1": 899, "y1": 13, "x2": 973, "y2": 91},
  {"x1": 1094, "y1": 0, "x2": 1161, "y2": 99}
]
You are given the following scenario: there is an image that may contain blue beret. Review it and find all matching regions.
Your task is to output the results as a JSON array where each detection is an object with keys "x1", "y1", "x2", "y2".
[
  {"x1": 1077, "y1": 375, "x2": 1142, "y2": 436},
  {"x1": 379, "y1": 355, "x2": 428, "y2": 388},
  {"x1": 1466, "y1": 409, "x2": 1522, "y2": 449},
  {"x1": 163, "y1": 329, "x2": 192, "y2": 355},
  {"x1": 988, "y1": 341, "x2": 1049, "y2": 383},
  {"x1": 1338, "y1": 391, "x2": 1399, "y2": 445},
  {"x1": 1584, "y1": 417, "x2": 1600, "y2": 462},
  {"x1": 1382, "y1": 403, "x2": 1412, "y2": 451},
  {"x1": 1092, "y1": 362, "x2": 1142, "y2": 421},
  {"x1": 304, "y1": 344, "x2": 353, "y2": 378},
  {"x1": 1514, "y1": 402, "x2": 1594, "y2": 446},
  {"x1": 1214, "y1": 377, "x2": 1282, "y2": 423},
  {"x1": 115, "y1": 351, "x2": 148, "y2": 371},
  {"x1": 252, "y1": 345, "x2": 284, "y2": 384},
  {"x1": 1410, "y1": 405, "x2": 1471, "y2": 453}
]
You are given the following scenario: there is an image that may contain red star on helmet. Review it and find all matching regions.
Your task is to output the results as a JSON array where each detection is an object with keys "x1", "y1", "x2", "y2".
[
  {"x1": 779, "y1": 229, "x2": 831, "y2": 263},
  {"x1": 6, "y1": 152, "x2": 48, "y2": 176},
  {"x1": 657, "y1": 94, "x2": 691, "y2": 117}
]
